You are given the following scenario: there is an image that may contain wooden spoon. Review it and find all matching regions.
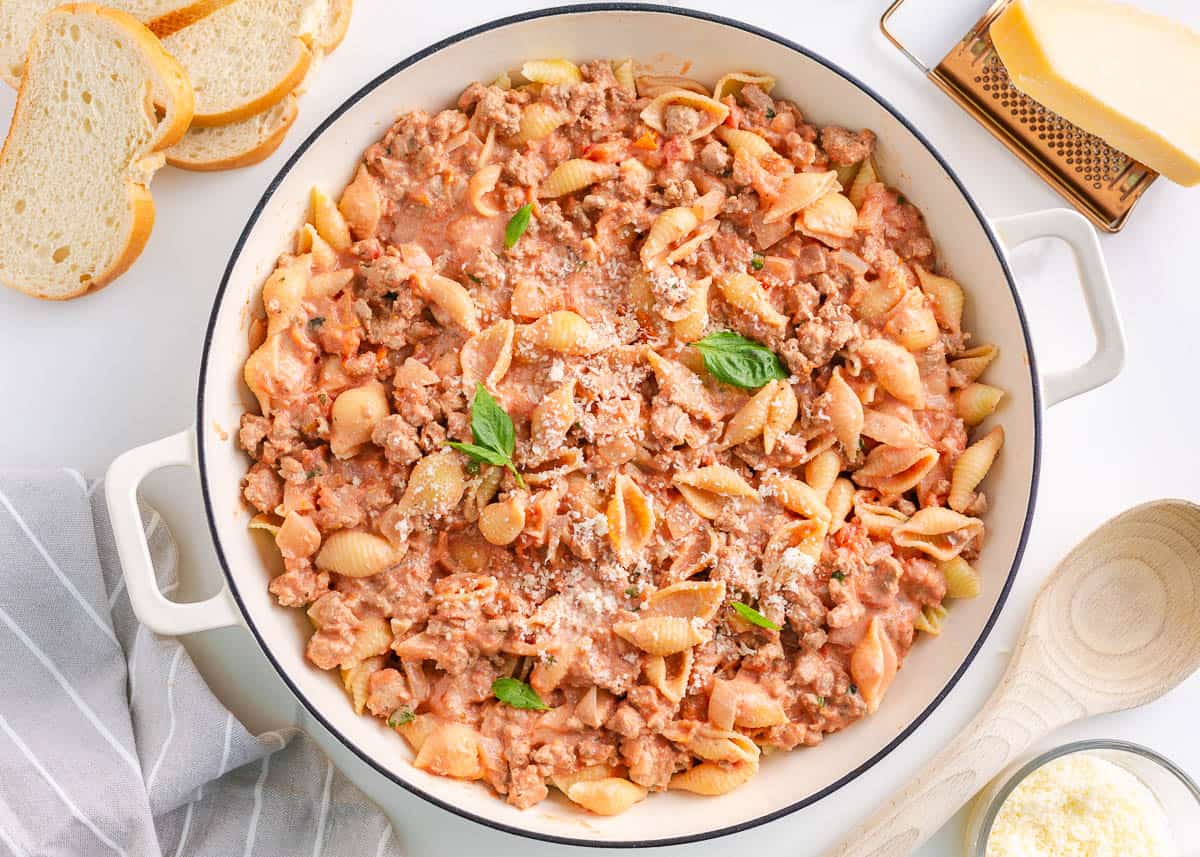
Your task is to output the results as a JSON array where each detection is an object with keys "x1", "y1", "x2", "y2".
[{"x1": 827, "y1": 499, "x2": 1200, "y2": 857}]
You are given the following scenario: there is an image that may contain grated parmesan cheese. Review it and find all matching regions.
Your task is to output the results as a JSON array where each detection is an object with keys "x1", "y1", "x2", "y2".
[{"x1": 986, "y1": 753, "x2": 1175, "y2": 857}]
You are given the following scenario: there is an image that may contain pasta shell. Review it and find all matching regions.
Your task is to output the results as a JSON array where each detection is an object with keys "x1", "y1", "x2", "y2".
[
  {"x1": 714, "y1": 126, "x2": 773, "y2": 159},
  {"x1": 551, "y1": 763, "x2": 625, "y2": 794},
  {"x1": 460, "y1": 319, "x2": 514, "y2": 394},
  {"x1": 641, "y1": 206, "x2": 700, "y2": 265},
  {"x1": 949, "y1": 344, "x2": 999, "y2": 385},
  {"x1": 611, "y1": 58, "x2": 636, "y2": 94},
  {"x1": 861, "y1": 409, "x2": 924, "y2": 447},
  {"x1": 805, "y1": 449, "x2": 842, "y2": 502},
  {"x1": 669, "y1": 760, "x2": 757, "y2": 795},
  {"x1": 853, "y1": 275, "x2": 906, "y2": 322},
  {"x1": 395, "y1": 712, "x2": 438, "y2": 753},
  {"x1": 852, "y1": 444, "x2": 940, "y2": 496},
  {"x1": 417, "y1": 273, "x2": 480, "y2": 333},
  {"x1": 607, "y1": 473, "x2": 656, "y2": 563},
  {"x1": 478, "y1": 495, "x2": 527, "y2": 546},
  {"x1": 530, "y1": 379, "x2": 577, "y2": 454},
  {"x1": 955, "y1": 383, "x2": 1005, "y2": 427},
  {"x1": 914, "y1": 603, "x2": 949, "y2": 636},
  {"x1": 763, "y1": 518, "x2": 826, "y2": 577},
  {"x1": 686, "y1": 725, "x2": 761, "y2": 765},
  {"x1": 707, "y1": 679, "x2": 738, "y2": 731},
  {"x1": 847, "y1": 156, "x2": 878, "y2": 209},
  {"x1": 884, "y1": 289, "x2": 940, "y2": 351},
  {"x1": 310, "y1": 186, "x2": 351, "y2": 251},
  {"x1": 521, "y1": 58, "x2": 582, "y2": 85},
  {"x1": 613, "y1": 616, "x2": 706, "y2": 656},
  {"x1": 850, "y1": 616, "x2": 898, "y2": 714},
  {"x1": 673, "y1": 465, "x2": 759, "y2": 521},
  {"x1": 915, "y1": 265, "x2": 965, "y2": 334},
  {"x1": 949, "y1": 426, "x2": 1004, "y2": 512},
  {"x1": 712, "y1": 71, "x2": 776, "y2": 102},
  {"x1": 565, "y1": 778, "x2": 647, "y2": 816},
  {"x1": 413, "y1": 722, "x2": 485, "y2": 780},
  {"x1": 854, "y1": 497, "x2": 909, "y2": 538},
  {"x1": 509, "y1": 102, "x2": 572, "y2": 145},
  {"x1": 248, "y1": 513, "x2": 282, "y2": 536},
  {"x1": 763, "y1": 171, "x2": 840, "y2": 224},
  {"x1": 824, "y1": 368, "x2": 864, "y2": 455},
  {"x1": 522, "y1": 310, "x2": 593, "y2": 354},
  {"x1": 763, "y1": 381, "x2": 798, "y2": 454},
  {"x1": 721, "y1": 380, "x2": 776, "y2": 448},
  {"x1": 734, "y1": 684, "x2": 789, "y2": 728},
  {"x1": 893, "y1": 507, "x2": 984, "y2": 561},
  {"x1": 329, "y1": 380, "x2": 390, "y2": 459},
  {"x1": 717, "y1": 272, "x2": 788, "y2": 329},
  {"x1": 635, "y1": 74, "x2": 708, "y2": 99},
  {"x1": 316, "y1": 529, "x2": 400, "y2": 578},
  {"x1": 643, "y1": 580, "x2": 727, "y2": 623},
  {"x1": 801, "y1": 192, "x2": 858, "y2": 239},
  {"x1": 467, "y1": 163, "x2": 502, "y2": 217},
  {"x1": 640, "y1": 90, "x2": 730, "y2": 141},
  {"x1": 762, "y1": 474, "x2": 831, "y2": 524},
  {"x1": 826, "y1": 478, "x2": 855, "y2": 533},
  {"x1": 856, "y1": 338, "x2": 925, "y2": 409},
  {"x1": 539, "y1": 158, "x2": 617, "y2": 199},
  {"x1": 399, "y1": 450, "x2": 466, "y2": 518},
  {"x1": 673, "y1": 276, "x2": 711, "y2": 343},
  {"x1": 644, "y1": 649, "x2": 694, "y2": 704},
  {"x1": 942, "y1": 556, "x2": 981, "y2": 599},
  {"x1": 339, "y1": 655, "x2": 385, "y2": 715}
]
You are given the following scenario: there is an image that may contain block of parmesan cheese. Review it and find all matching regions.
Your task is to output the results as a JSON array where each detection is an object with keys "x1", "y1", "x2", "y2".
[{"x1": 990, "y1": 0, "x2": 1200, "y2": 186}]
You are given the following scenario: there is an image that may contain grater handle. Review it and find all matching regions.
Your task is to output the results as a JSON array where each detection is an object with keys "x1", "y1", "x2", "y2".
[{"x1": 992, "y1": 209, "x2": 1126, "y2": 407}]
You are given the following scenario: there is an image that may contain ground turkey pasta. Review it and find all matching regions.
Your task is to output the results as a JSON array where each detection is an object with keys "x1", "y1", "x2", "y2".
[{"x1": 239, "y1": 57, "x2": 1006, "y2": 813}]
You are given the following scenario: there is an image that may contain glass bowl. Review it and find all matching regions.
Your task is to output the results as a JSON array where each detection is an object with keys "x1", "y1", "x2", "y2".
[{"x1": 964, "y1": 740, "x2": 1200, "y2": 856}]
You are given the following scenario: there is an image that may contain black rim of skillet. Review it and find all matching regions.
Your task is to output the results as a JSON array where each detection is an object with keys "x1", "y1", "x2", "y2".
[{"x1": 196, "y1": 3, "x2": 1043, "y2": 848}]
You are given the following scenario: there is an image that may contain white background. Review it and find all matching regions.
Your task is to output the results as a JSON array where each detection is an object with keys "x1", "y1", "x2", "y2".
[{"x1": 2, "y1": 1, "x2": 1199, "y2": 854}]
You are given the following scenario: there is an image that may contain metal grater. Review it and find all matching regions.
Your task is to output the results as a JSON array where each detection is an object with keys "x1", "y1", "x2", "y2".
[{"x1": 880, "y1": 0, "x2": 1157, "y2": 232}]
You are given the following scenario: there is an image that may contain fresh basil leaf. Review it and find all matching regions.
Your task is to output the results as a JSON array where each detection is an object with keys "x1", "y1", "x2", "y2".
[
  {"x1": 446, "y1": 441, "x2": 509, "y2": 467},
  {"x1": 505, "y1": 204, "x2": 532, "y2": 248},
  {"x1": 387, "y1": 708, "x2": 414, "y2": 728},
  {"x1": 731, "y1": 601, "x2": 782, "y2": 631},
  {"x1": 468, "y1": 384, "x2": 515, "y2": 458},
  {"x1": 492, "y1": 677, "x2": 549, "y2": 710},
  {"x1": 691, "y1": 331, "x2": 788, "y2": 390}
]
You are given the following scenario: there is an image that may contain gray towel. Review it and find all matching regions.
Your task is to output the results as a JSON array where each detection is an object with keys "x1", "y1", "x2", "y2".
[{"x1": 0, "y1": 471, "x2": 402, "y2": 857}]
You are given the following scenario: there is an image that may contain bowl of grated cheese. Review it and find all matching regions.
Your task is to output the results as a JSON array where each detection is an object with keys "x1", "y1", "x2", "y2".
[{"x1": 966, "y1": 740, "x2": 1200, "y2": 857}]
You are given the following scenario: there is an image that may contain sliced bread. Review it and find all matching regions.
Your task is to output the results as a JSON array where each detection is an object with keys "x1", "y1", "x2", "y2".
[
  {"x1": 164, "y1": 0, "x2": 350, "y2": 171},
  {"x1": 167, "y1": 93, "x2": 297, "y2": 170},
  {"x1": 0, "y1": 0, "x2": 230, "y2": 87},
  {"x1": 0, "y1": 4, "x2": 194, "y2": 299},
  {"x1": 157, "y1": 0, "x2": 324, "y2": 126}
]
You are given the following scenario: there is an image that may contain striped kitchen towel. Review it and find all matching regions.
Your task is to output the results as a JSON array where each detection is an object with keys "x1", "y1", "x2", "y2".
[{"x1": 0, "y1": 471, "x2": 403, "y2": 857}]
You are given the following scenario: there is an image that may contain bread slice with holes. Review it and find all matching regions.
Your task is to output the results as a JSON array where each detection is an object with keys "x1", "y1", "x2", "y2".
[
  {"x1": 157, "y1": 0, "x2": 327, "y2": 126},
  {"x1": 0, "y1": 0, "x2": 232, "y2": 87},
  {"x1": 164, "y1": 0, "x2": 351, "y2": 171},
  {"x1": 167, "y1": 93, "x2": 297, "y2": 170},
  {"x1": 0, "y1": 4, "x2": 193, "y2": 299}
]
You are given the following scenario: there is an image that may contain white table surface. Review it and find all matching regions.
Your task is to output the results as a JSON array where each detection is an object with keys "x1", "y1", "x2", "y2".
[{"x1": 3, "y1": 1, "x2": 1199, "y2": 854}]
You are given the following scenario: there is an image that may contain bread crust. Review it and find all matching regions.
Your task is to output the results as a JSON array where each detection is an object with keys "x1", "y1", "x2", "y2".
[
  {"x1": 167, "y1": 94, "x2": 299, "y2": 171},
  {"x1": 0, "y1": 4, "x2": 194, "y2": 299},
  {"x1": 189, "y1": 39, "x2": 312, "y2": 126},
  {"x1": 317, "y1": 0, "x2": 352, "y2": 53},
  {"x1": 146, "y1": 0, "x2": 239, "y2": 39}
]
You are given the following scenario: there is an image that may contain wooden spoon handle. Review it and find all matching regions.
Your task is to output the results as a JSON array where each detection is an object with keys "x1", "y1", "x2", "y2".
[{"x1": 825, "y1": 640, "x2": 1084, "y2": 857}]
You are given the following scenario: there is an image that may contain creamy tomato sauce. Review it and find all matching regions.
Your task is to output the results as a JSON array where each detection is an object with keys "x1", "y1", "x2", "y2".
[{"x1": 238, "y1": 59, "x2": 1000, "y2": 812}]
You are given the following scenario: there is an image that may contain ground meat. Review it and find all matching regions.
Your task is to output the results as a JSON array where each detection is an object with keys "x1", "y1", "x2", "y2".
[
  {"x1": 902, "y1": 557, "x2": 946, "y2": 606},
  {"x1": 699, "y1": 140, "x2": 730, "y2": 174},
  {"x1": 820, "y1": 125, "x2": 877, "y2": 165},
  {"x1": 740, "y1": 84, "x2": 775, "y2": 114},
  {"x1": 621, "y1": 734, "x2": 682, "y2": 790},
  {"x1": 364, "y1": 669, "x2": 411, "y2": 718},
  {"x1": 268, "y1": 565, "x2": 330, "y2": 608},
  {"x1": 606, "y1": 703, "x2": 645, "y2": 738},
  {"x1": 649, "y1": 401, "x2": 691, "y2": 448},
  {"x1": 371, "y1": 415, "x2": 422, "y2": 466},
  {"x1": 242, "y1": 462, "x2": 283, "y2": 513},
  {"x1": 792, "y1": 299, "x2": 859, "y2": 370},
  {"x1": 459, "y1": 83, "x2": 521, "y2": 137},
  {"x1": 662, "y1": 104, "x2": 703, "y2": 138},
  {"x1": 504, "y1": 148, "x2": 547, "y2": 187},
  {"x1": 791, "y1": 241, "x2": 828, "y2": 278},
  {"x1": 238, "y1": 414, "x2": 269, "y2": 454},
  {"x1": 305, "y1": 592, "x2": 360, "y2": 669}
]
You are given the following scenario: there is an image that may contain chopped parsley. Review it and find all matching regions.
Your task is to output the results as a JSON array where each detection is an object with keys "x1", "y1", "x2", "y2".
[
  {"x1": 815, "y1": 696, "x2": 825, "y2": 708},
  {"x1": 382, "y1": 290, "x2": 398, "y2": 302},
  {"x1": 304, "y1": 469, "x2": 319, "y2": 480},
  {"x1": 307, "y1": 316, "x2": 325, "y2": 328},
  {"x1": 849, "y1": 684, "x2": 858, "y2": 695},
  {"x1": 625, "y1": 586, "x2": 640, "y2": 599},
  {"x1": 467, "y1": 273, "x2": 483, "y2": 284},
  {"x1": 765, "y1": 108, "x2": 776, "y2": 119},
  {"x1": 751, "y1": 253, "x2": 765, "y2": 271},
  {"x1": 387, "y1": 708, "x2": 414, "y2": 728},
  {"x1": 831, "y1": 571, "x2": 846, "y2": 582}
]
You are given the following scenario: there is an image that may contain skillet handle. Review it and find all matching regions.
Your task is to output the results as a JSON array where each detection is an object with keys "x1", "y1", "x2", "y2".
[
  {"x1": 105, "y1": 429, "x2": 242, "y2": 636},
  {"x1": 991, "y1": 209, "x2": 1126, "y2": 407}
]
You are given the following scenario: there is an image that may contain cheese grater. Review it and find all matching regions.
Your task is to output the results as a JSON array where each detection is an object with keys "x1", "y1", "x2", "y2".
[{"x1": 880, "y1": 0, "x2": 1156, "y2": 232}]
